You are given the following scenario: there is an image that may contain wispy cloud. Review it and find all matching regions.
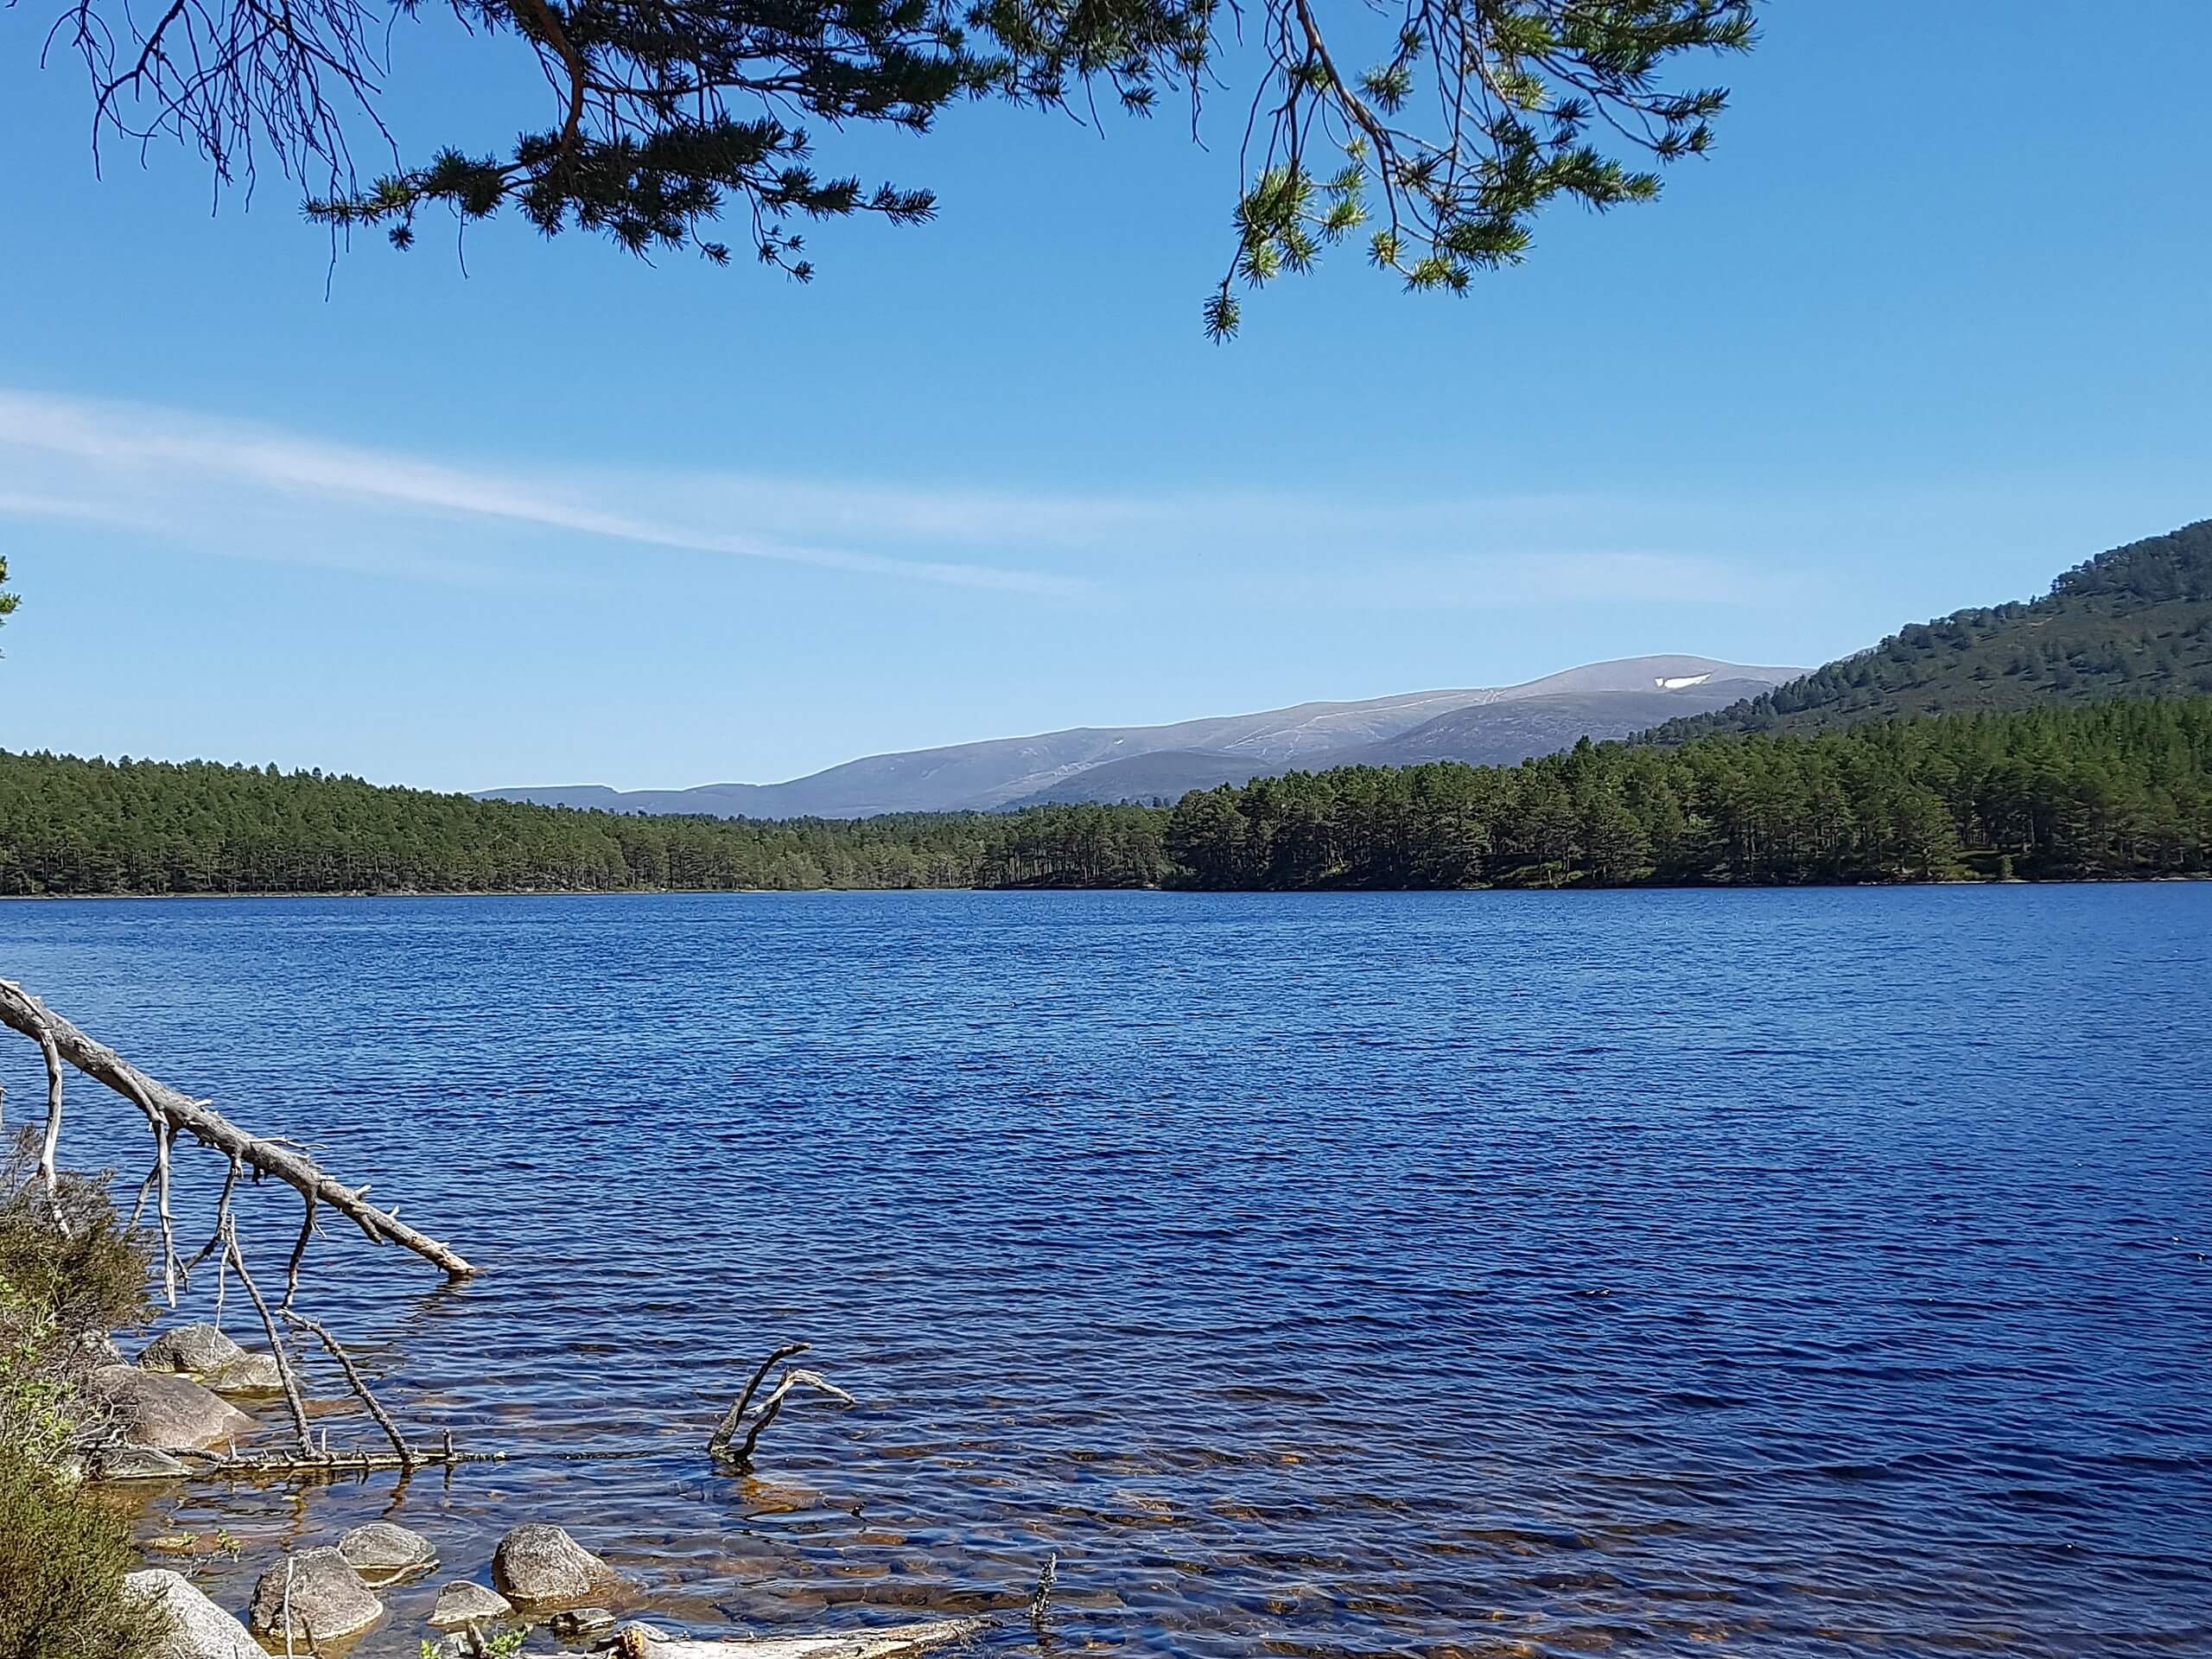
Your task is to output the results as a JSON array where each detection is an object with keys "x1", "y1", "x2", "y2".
[
  {"x1": 0, "y1": 387, "x2": 1804, "y2": 613},
  {"x1": 0, "y1": 391, "x2": 1096, "y2": 600}
]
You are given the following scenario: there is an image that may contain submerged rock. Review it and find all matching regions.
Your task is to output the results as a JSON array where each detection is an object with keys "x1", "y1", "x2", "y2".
[
  {"x1": 137, "y1": 1324, "x2": 285, "y2": 1395},
  {"x1": 123, "y1": 1568, "x2": 260, "y2": 1659},
  {"x1": 549, "y1": 1606, "x2": 619, "y2": 1637},
  {"x1": 490, "y1": 1523, "x2": 619, "y2": 1607},
  {"x1": 339, "y1": 1520, "x2": 438, "y2": 1580},
  {"x1": 139, "y1": 1323, "x2": 245, "y2": 1373},
  {"x1": 87, "y1": 1444, "x2": 190, "y2": 1481},
  {"x1": 428, "y1": 1580, "x2": 515, "y2": 1627},
  {"x1": 247, "y1": 1547, "x2": 384, "y2": 1643},
  {"x1": 206, "y1": 1352, "x2": 287, "y2": 1395},
  {"x1": 88, "y1": 1365, "x2": 256, "y2": 1452}
]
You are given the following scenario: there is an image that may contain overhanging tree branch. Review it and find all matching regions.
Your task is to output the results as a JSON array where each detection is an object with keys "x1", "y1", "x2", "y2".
[{"x1": 41, "y1": 0, "x2": 1755, "y2": 327}]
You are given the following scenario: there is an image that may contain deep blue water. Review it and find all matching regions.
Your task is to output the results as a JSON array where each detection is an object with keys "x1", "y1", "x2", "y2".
[{"x1": 3, "y1": 887, "x2": 2209, "y2": 1656}]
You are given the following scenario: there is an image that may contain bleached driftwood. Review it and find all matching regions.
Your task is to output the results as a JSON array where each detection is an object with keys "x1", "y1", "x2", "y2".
[
  {"x1": 707, "y1": 1342, "x2": 857, "y2": 1469},
  {"x1": 609, "y1": 1557, "x2": 1052, "y2": 1659},
  {"x1": 0, "y1": 978, "x2": 474, "y2": 1279},
  {"x1": 612, "y1": 1618, "x2": 989, "y2": 1659}
]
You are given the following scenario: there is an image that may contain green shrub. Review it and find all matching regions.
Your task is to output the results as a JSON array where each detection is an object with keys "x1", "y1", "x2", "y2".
[
  {"x1": 0, "y1": 1446, "x2": 158, "y2": 1659},
  {"x1": 0, "y1": 1135, "x2": 162, "y2": 1659},
  {"x1": 0, "y1": 1136, "x2": 152, "y2": 1351}
]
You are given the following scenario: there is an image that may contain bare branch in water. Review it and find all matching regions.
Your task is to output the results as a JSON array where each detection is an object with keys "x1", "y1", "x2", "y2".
[{"x1": 708, "y1": 1345, "x2": 855, "y2": 1467}]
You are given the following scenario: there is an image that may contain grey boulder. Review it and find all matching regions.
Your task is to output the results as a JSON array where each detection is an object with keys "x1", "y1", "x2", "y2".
[
  {"x1": 338, "y1": 1521, "x2": 437, "y2": 1580},
  {"x1": 138, "y1": 1323, "x2": 245, "y2": 1375},
  {"x1": 205, "y1": 1352, "x2": 287, "y2": 1395},
  {"x1": 428, "y1": 1580, "x2": 515, "y2": 1628},
  {"x1": 247, "y1": 1547, "x2": 384, "y2": 1643},
  {"x1": 123, "y1": 1568, "x2": 260, "y2": 1659},
  {"x1": 489, "y1": 1523, "x2": 619, "y2": 1607},
  {"x1": 88, "y1": 1365, "x2": 256, "y2": 1452},
  {"x1": 138, "y1": 1324, "x2": 285, "y2": 1395}
]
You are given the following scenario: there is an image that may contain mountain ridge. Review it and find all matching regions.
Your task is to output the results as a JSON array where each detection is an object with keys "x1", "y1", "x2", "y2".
[{"x1": 485, "y1": 654, "x2": 1803, "y2": 819}]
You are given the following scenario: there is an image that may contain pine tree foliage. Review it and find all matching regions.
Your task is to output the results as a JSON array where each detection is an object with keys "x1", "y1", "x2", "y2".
[
  {"x1": 1, "y1": 697, "x2": 2207, "y2": 894},
  {"x1": 48, "y1": 0, "x2": 1752, "y2": 327},
  {"x1": 1162, "y1": 699, "x2": 2212, "y2": 887}
]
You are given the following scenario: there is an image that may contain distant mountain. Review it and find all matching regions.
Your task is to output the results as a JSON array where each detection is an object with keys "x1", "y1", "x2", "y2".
[
  {"x1": 1647, "y1": 519, "x2": 2212, "y2": 744},
  {"x1": 486, "y1": 655, "x2": 1802, "y2": 818},
  {"x1": 1338, "y1": 682, "x2": 1785, "y2": 767},
  {"x1": 1006, "y1": 675, "x2": 1788, "y2": 806},
  {"x1": 1001, "y1": 749, "x2": 1279, "y2": 807}
]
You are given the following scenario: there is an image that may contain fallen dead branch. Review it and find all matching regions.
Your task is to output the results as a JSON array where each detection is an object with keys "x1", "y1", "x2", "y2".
[
  {"x1": 1, "y1": 982, "x2": 863, "y2": 1510},
  {"x1": 0, "y1": 979, "x2": 474, "y2": 1281},
  {"x1": 708, "y1": 1343, "x2": 856, "y2": 1469},
  {"x1": 611, "y1": 1617, "x2": 991, "y2": 1659},
  {"x1": 0, "y1": 976, "x2": 478, "y2": 1478}
]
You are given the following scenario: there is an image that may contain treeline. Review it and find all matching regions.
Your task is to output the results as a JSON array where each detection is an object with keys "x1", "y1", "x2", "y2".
[
  {"x1": 0, "y1": 755, "x2": 1166, "y2": 895},
  {"x1": 1, "y1": 697, "x2": 2208, "y2": 896},
  {"x1": 1166, "y1": 697, "x2": 2212, "y2": 887}
]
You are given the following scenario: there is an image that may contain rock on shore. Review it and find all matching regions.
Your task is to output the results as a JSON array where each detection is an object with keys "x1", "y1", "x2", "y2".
[
  {"x1": 123, "y1": 1569, "x2": 259, "y2": 1659},
  {"x1": 428, "y1": 1580, "x2": 515, "y2": 1626},
  {"x1": 137, "y1": 1322, "x2": 286, "y2": 1394},
  {"x1": 88, "y1": 1364, "x2": 256, "y2": 1452}
]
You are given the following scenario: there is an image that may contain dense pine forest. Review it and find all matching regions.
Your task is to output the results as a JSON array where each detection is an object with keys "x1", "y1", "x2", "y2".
[
  {"x1": 2, "y1": 697, "x2": 2206, "y2": 894},
  {"x1": 0, "y1": 755, "x2": 1170, "y2": 893},
  {"x1": 1165, "y1": 698, "x2": 2210, "y2": 887},
  {"x1": 1648, "y1": 519, "x2": 2212, "y2": 742}
]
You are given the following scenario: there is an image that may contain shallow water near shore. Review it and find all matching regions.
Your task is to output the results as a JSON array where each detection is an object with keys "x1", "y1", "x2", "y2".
[{"x1": 6, "y1": 887, "x2": 2209, "y2": 1657}]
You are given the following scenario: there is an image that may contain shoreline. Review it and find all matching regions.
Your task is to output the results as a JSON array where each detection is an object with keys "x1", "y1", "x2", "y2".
[{"x1": 0, "y1": 873, "x2": 2205, "y2": 902}]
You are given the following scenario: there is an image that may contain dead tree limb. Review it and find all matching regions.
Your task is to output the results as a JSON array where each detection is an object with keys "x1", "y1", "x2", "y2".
[
  {"x1": 283, "y1": 1191, "x2": 319, "y2": 1308},
  {"x1": 224, "y1": 1216, "x2": 315, "y2": 1454},
  {"x1": 282, "y1": 1306, "x2": 415, "y2": 1468},
  {"x1": 612, "y1": 1618, "x2": 990, "y2": 1659},
  {"x1": 29, "y1": 1006, "x2": 68, "y2": 1230},
  {"x1": 0, "y1": 979, "x2": 474, "y2": 1278},
  {"x1": 707, "y1": 1341, "x2": 808, "y2": 1458},
  {"x1": 615, "y1": 1561, "x2": 1055, "y2": 1659},
  {"x1": 709, "y1": 1347, "x2": 856, "y2": 1468},
  {"x1": 165, "y1": 1442, "x2": 677, "y2": 1478},
  {"x1": 149, "y1": 1110, "x2": 181, "y2": 1305}
]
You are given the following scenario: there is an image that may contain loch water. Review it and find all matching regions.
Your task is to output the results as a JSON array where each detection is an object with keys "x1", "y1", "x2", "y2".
[{"x1": 4, "y1": 886, "x2": 2209, "y2": 1657}]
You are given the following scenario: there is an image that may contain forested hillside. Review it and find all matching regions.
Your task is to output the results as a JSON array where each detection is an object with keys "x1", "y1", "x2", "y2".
[
  {"x1": 1646, "y1": 520, "x2": 2212, "y2": 743},
  {"x1": 3, "y1": 698, "x2": 2207, "y2": 894},
  {"x1": 1164, "y1": 698, "x2": 2211, "y2": 887}
]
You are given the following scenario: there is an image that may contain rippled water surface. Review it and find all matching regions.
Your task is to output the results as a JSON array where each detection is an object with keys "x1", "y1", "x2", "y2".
[{"x1": 5, "y1": 887, "x2": 2209, "y2": 1656}]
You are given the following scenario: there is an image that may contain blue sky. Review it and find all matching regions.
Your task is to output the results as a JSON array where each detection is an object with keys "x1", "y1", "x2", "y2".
[{"x1": 2, "y1": 3, "x2": 2208, "y2": 792}]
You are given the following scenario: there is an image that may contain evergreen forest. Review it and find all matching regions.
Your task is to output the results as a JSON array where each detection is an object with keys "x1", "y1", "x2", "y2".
[{"x1": 3, "y1": 697, "x2": 2206, "y2": 895}]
